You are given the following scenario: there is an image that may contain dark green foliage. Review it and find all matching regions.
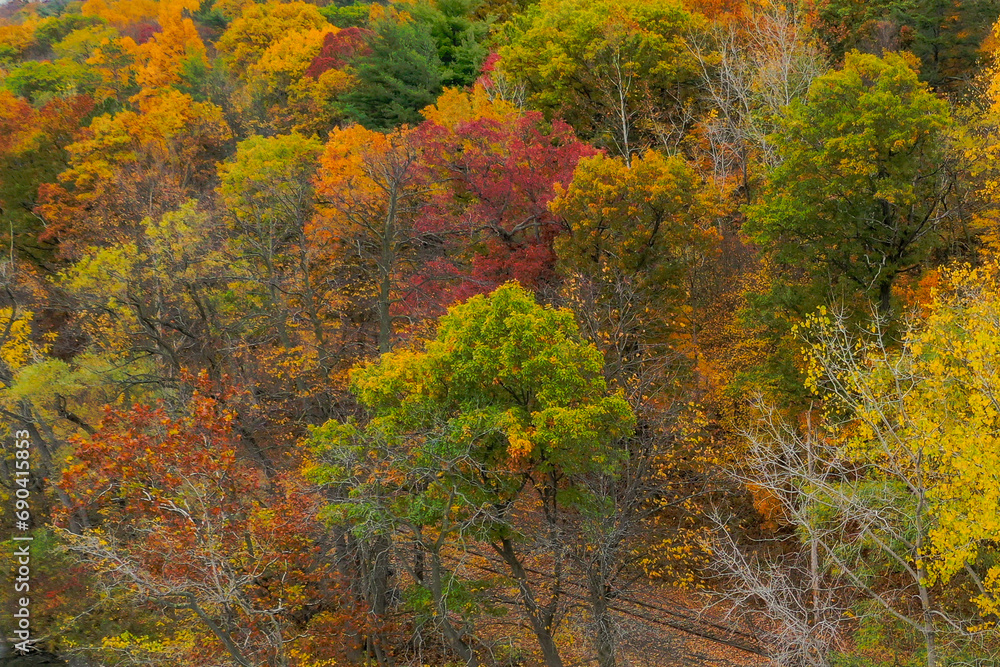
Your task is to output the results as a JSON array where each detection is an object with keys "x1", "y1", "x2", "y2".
[
  {"x1": 193, "y1": 0, "x2": 229, "y2": 34},
  {"x1": 33, "y1": 0, "x2": 74, "y2": 19},
  {"x1": 339, "y1": 18, "x2": 443, "y2": 130},
  {"x1": 744, "y1": 51, "x2": 953, "y2": 319},
  {"x1": 410, "y1": 0, "x2": 489, "y2": 88},
  {"x1": 811, "y1": 0, "x2": 1000, "y2": 91},
  {"x1": 334, "y1": 0, "x2": 488, "y2": 128}
]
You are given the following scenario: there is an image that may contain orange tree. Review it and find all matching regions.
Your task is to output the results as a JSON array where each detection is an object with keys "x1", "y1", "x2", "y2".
[{"x1": 57, "y1": 380, "x2": 359, "y2": 666}]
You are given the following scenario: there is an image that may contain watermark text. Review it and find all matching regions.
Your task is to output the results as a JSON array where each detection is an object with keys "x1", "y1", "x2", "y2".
[{"x1": 11, "y1": 428, "x2": 33, "y2": 654}]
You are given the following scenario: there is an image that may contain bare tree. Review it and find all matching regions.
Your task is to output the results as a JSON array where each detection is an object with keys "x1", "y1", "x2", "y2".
[
  {"x1": 713, "y1": 308, "x2": 1000, "y2": 667},
  {"x1": 687, "y1": 3, "x2": 825, "y2": 195},
  {"x1": 711, "y1": 404, "x2": 851, "y2": 667}
]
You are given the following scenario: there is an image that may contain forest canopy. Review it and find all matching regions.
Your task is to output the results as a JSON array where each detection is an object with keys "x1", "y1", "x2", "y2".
[{"x1": 3, "y1": 0, "x2": 1000, "y2": 665}]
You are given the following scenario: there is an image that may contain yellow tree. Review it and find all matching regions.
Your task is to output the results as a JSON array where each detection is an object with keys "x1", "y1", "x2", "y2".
[
  {"x1": 123, "y1": 0, "x2": 205, "y2": 92},
  {"x1": 215, "y1": 1, "x2": 340, "y2": 133},
  {"x1": 551, "y1": 149, "x2": 720, "y2": 385},
  {"x1": 37, "y1": 89, "x2": 231, "y2": 256},
  {"x1": 247, "y1": 26, "x2": 352, "y2": 134},
  {"x1": 81, "y1": 0, "x2": 160, "y2": 26},
  {"x1": 420, "y1": 84, "x2": 519, "y2": 129},
  {"x1": 785, "y1": 258, "x2": 1000, "y2": 664},
  {"x1": 216, "y1": 1, "x2": 329, "y2": 72}
]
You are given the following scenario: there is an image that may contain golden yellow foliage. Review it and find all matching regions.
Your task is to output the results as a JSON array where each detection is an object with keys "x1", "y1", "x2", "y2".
[
  {"x1": 82, "y1": 0, "x2": 163, "y2": 26},
  {"x1": 216, "y1": 1, "x2": 328, "y2": 71},
  {"x1": 124, "y1": 0, "x2": 205, "y2": 92},
  {"x1": 0, "y1": 15, "x2": 39, "y2": 57},
  {"x1": 0, "y1": 308, "x2": 37, "y2": 373},
  {"x1": 802, "y1": 256, "x2": 1000, "y2": 616},
  {"x1": 420, "y1": 85, "x2": 519, "y2": 129}
]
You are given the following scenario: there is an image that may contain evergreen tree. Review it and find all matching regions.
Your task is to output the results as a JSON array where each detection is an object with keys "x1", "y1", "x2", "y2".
[{"x1": 340, "y1": 17, "x2": 443, "y2": 130}]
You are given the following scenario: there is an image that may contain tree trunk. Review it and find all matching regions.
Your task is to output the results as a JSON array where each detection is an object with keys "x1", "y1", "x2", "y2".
[
  {"x1": 495, "y1": 538, "x2": 565, "y2": 667},
  {"x1": 878, "y1": 279, "x2": 893, "y2": 319},
  {"x1": 428, "y1": 552, "x2": 480, "y2": 666},
  {"x1": 919, "y1": 576, "x2": 937, "y2": 667},
  {"x1": 588, "y1": 574, "x2": 617, "y2": 667}
]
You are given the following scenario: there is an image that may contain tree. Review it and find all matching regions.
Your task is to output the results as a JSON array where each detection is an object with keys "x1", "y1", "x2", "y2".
[
  {"x1": 551, "y1": 151, "x2": 732, "y2": 667},
  {"x1": 339, "y1": 10, "x2": 444, "y2": 131},
  {"x1": 215, "y1": 1, "x2": 329, "y2": 73},
  {"x1": 81, "y1": 0, "x2": 160, "y2": 27},
  {"x1": 409, "y1": 0, "x2": 489, "y2": 89},
  {"x1": 805, "y1": 0, "x2": 999, "y2": 92},
  {"x1": 0, "y1": 91, "x2": 94, "y2": 263},
  {"x1": 2, "y1": 59, "x2": 101, "y2": 104},
  {"x1": 54, "y1": 202, "x2": 230, "y2": 397},
  {"x1": 57, "y1": 381, "x2": 358, "y2": 667},
  {"x1": 213, "y1": 0, "x2": 338, "y2": 134},
  {"x1": 36, "y1": 89, "x2": 231, "y2": 258},
  {"x1": 214, "y1": 137, "x2": 360, "y2": 439},
  {"x1": 551, "y1": 149, "x2": 719, "y2": 377},
  {"x1": 55, "y1": 194, "x2": 347, "y2": 474},
  {"x1": 218, "y1": 133, "x2": 328, "y2": 358},
  {"x1": 39, "y1": 14, "x2": 113, "y2": 61},
  {"x1": 0, "y1": 278, "x2": 87, "y2": 532},
  {"x1": 122, "y1": 0, "x2": 205, "y2": 92},
  {"x1": 246, "y1": 26, "x2": 350, "y2": 135},
  {"x1": 721, "y1": 263, "x2": 1000, "y2": 666},
  {"x1": 0, "y1": 13, "x2": 39, "y2": 61},
  {"x1": 712, "y1": 400, "x2": 869, "y2": 667},
  {"x1": 744, "y1": 51, "x2": 954, "y2": 318},
  {"x1": 802, "y1": 260, "x2": 1000, "y2": 619},
  {"x1": 308, "y1": 284, "x2": 635, "y2": 667},
  {"x1": 552, "y1": 149, "x2": 718, "y2": 297},
  {"x1": 312, "y1": 124, "x2": 431, "y2": 354},
  {"x1": 415, "y1": 87, "x2": 596, "y2": 305},
  {"x1": 686, "y1": 2, "x2": 826, "y2": 197},
  {"x1": 498, "y1": 0, "x2": 700, "y2": 159},
  {"x1": 52, "y1": 25, "x2": 120, "y2": 67}
]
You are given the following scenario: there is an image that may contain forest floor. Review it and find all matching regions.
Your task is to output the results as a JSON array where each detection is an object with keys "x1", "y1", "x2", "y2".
[{"x1": 443, "y1": 545, "x2": 770, "y2": 666}]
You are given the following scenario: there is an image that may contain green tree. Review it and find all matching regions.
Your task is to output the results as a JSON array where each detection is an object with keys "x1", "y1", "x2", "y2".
[
  {"x1": 3, "y1": 59, "x2": 100, "y2": 104},
  {"x1": 308, "y1": 283, "x2": 635, "y2": 667},
  {"x1": 319, "y1": 3, "x2": 371, "y2": 29},
  {"x1": 340, "y1": 14, "x2": 444, "y2": 131},
  {"x1": 32, "y1": 13, "x2": 105, "y2": 53},
  {"x1": 744, "y1": 51, "x2": 954, "y2": 319},
  {"x1": 498, "y1": 0, "x2": 699, "y2": 159},
  {"x1": 809, "y1": 0, "x2": 999, "y2": 91},
  {"x1": 410, "y1": 0, "x2": 489, "y2": 88}
]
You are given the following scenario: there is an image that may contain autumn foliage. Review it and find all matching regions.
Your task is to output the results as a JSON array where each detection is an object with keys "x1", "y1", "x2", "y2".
[
  {"x1": 6, "y1": 0, "x2": 1000, "y2": 664},
  {"x1": 57, "y1": 379, "x2": 362, "y2": 665}
]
